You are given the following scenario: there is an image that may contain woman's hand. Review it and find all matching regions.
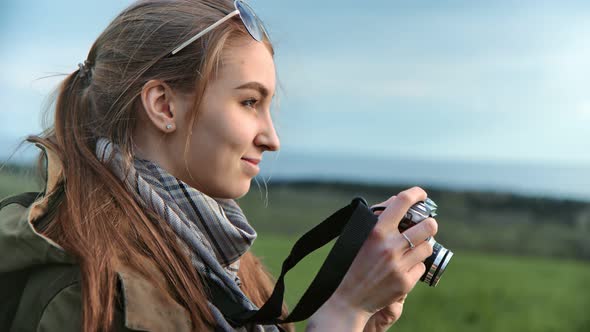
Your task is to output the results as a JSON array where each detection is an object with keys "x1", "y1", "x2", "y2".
[
  {"x1": 362, "y1": 294, "x2": 406, "y2": 332},
  {"x1": 306, "y1": 187, "x2": 438, "y2": 332},
  {"x1": 361, "y1": 202, "x2": 411, "y2": 332}
]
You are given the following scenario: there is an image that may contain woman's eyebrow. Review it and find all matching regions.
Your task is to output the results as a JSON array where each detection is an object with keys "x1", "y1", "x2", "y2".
[{"x1": 234, "y1": 81, "x2": 271, "y2": 99}]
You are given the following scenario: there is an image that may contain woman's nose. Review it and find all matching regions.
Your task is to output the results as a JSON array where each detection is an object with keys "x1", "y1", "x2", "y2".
[{"x1": 255, "y1": 115, "x2": 280, "y2": 152}]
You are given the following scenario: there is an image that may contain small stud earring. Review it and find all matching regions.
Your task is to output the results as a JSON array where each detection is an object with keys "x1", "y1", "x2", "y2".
[{"x1": 166, "y1": 124, "x2": 173, "y2": 130}]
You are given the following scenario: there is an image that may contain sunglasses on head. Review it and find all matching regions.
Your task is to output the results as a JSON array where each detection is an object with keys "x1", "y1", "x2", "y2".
[{"x1": 171, "y1": 0, "x2": 268, "y2": 55}]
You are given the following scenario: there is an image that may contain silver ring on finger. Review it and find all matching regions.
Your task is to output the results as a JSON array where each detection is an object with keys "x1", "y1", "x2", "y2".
[{"x1": 401, "y1": 233, "x2": 415, "y2": 250}]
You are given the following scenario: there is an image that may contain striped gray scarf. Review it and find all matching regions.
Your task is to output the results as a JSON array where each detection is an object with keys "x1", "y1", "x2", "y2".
[{"x1": 96, "y1": 138, "x2": 278, "y2": 332}]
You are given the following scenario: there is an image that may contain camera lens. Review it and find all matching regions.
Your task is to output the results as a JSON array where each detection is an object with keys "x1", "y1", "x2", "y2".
[{"x1": 420, "y1": 238, "x2": 453, "y2": 287}]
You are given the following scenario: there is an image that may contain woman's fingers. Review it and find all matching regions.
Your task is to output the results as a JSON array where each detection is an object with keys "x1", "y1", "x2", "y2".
[
  {"x1": 395, "y1": 217, "x2": 438, "y2": 252},
  {"x1": 373, "y1": 187, "x2": 427, "y2": 234},
  {"x1": 402, "y1": 239, "x2": 435, "y2": 270},
  {"x1": 407, "y1": 261, "x2": 427, "y2": 283}
]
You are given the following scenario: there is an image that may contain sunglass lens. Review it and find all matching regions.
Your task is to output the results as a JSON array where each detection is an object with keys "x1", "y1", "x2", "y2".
[{"x1": 236, "y1": 0, "x2": 267, "y2": 41}]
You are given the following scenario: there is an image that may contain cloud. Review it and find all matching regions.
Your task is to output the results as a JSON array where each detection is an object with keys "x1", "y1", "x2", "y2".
[
  {"x1": 576, "y1": 101, "x2": 590, "y2": 118},
  {"x1": 268, "y1": 0, "x2": 590, "y2": 118},
  {"x1": 275, "y1": 33, "x2": 590, "y2": 116}
]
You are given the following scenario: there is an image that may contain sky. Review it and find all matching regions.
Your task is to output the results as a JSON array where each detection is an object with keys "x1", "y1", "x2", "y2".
[{"x1": 1, "y1": 0, "x2": 589, "y2": 166}]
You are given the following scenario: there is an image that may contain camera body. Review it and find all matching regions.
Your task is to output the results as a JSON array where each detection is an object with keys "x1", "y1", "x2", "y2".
[{"x1": 372, "y1": 198, "x2": 453, "y2": 287}]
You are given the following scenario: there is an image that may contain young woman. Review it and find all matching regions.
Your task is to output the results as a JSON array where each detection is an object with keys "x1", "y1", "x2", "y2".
[{"x1": 0, "y1": 0, "x2": 438, "y2": 331}]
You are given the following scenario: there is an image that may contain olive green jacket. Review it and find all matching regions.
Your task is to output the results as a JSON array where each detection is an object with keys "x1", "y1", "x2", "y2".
[{"x1": 0, "y1": 145, "x2": 194, "y2": 331}]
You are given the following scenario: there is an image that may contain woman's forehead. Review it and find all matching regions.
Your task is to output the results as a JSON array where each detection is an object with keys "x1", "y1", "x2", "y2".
[{"x1": 216, "y1": 40, "x2": 276, "y2": 93}]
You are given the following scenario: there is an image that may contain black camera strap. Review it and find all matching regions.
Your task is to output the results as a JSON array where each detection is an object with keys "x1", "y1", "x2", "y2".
[{"x1": 208, "y1": 197, "x2": 379, "y2": 327}]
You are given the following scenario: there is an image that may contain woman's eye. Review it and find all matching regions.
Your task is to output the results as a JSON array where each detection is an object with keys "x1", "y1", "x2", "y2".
[{"x1": 241, "y1": 98, "x2": 258, "y2": 109}]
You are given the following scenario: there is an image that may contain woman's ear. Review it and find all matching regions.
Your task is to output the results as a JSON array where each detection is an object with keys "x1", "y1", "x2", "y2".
[{"x1": 140, "y1": 79, "x2": 177, "y2": 133}]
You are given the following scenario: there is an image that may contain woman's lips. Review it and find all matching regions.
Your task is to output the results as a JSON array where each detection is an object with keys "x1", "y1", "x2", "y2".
[
  {"x1": 241, "y1": 158, "x2": 260, "y2": 166},
  {"x1": 241, "y1": 158, "x2": 261, "y2": 176}
]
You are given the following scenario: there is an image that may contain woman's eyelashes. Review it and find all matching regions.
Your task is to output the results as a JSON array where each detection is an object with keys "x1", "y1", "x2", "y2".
[{"x1": 241, "y1": 97, "x2": 259, "y2": 109}]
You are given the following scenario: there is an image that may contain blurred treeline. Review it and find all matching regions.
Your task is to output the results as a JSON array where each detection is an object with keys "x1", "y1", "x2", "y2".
[
  {"x1": 239, "y1": 180, "x2": 590, "y2": 261},
  {"x1": 2, "y1": 163, "x2": 589, "y2": 261}
]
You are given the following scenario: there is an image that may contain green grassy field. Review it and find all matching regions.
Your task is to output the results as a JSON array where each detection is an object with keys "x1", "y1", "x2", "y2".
[
  {"x1": 0, "y1": 169, "x2": 43, "y2": 198},
  {"x1": 252, "y1": 234, "x2": 590, "y2": 332}
]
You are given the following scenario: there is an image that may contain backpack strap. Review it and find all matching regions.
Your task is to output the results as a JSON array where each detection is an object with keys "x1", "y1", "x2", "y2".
[
  {"x1": 0, "y1": 192, "x2": 43, "y2": 330},
  {"x1": 0, "y1": 192, "x2": 42, "y2": 210},
  {"x1": 0, "y1": 192, "x2": 81, "y2": 332},
  {"x1": 9, "y1": 265, "x2": 81, "y2": 332},
  {"x1": 0, "y1": 268, "x2": 33, "y2": 331}
]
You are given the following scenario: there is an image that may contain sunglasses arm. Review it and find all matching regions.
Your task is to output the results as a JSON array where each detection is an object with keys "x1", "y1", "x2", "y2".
[{"x1": 171, "y1": 9, "x2": 240, "y2": 55}]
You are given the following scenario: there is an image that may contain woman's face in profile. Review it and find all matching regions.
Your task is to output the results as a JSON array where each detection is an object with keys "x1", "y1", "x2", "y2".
[{"x1": 180, "y1": 39, "x2": 279, "y2": 199}]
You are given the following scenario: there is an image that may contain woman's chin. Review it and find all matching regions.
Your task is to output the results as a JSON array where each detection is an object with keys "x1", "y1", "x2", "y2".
[
  {"x1": 234, "y1": 181, "x2": 252, "y2": 199},
  {"x1": 214, "y1": 181, "x2": 251, "y2": 199}
]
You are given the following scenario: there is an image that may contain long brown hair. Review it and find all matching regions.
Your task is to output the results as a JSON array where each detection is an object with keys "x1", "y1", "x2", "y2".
[{"x1": 28, "y1": 0, "x2": 292, "y2": 330}]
